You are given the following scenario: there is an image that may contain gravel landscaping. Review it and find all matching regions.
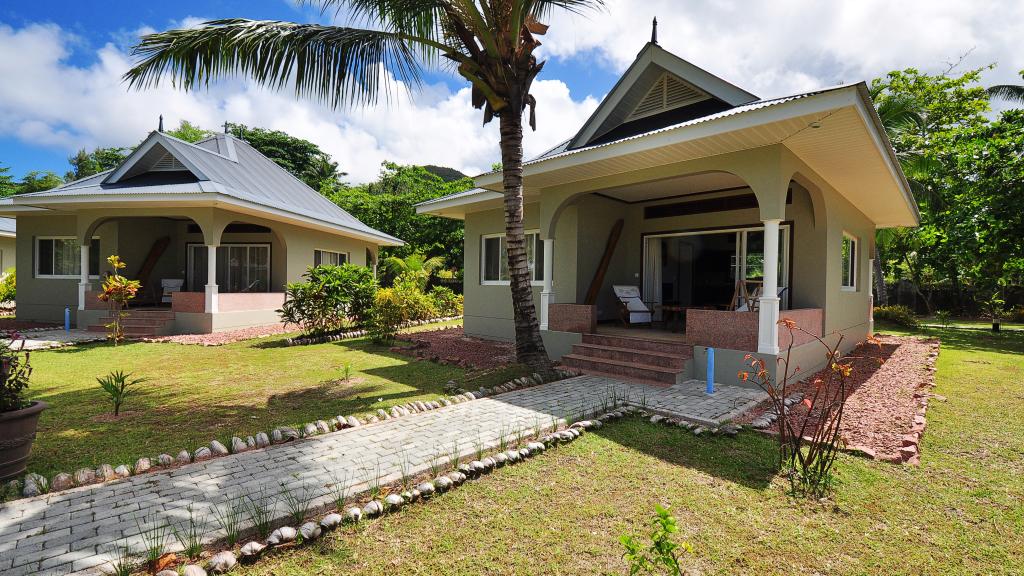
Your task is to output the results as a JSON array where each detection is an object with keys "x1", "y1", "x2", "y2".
[
  {"x1": 394, "y1": 326, "x2": 516, "y2": 369},
  {"x1": 739, "y1": 334, "x2": 940, "y2": 462}
]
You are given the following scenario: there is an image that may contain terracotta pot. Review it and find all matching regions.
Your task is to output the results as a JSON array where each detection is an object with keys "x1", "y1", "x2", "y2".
[{"x1": 0, "y1": 401, "x2": 48, "y2": 481}]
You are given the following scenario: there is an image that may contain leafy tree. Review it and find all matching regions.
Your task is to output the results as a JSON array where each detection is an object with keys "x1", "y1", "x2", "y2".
[
  {"x1": 329, "y1": 162, "x2": 469, "y2": 270},
  {"x1": 17, "y1": 171, "x2": 63, "y2": 193},
  {"x1": 382, "y1": 252, "x2": 444, "y2": 289},
  {"x1": 0, "y1": 165, "x2": 16, "y2": 197},
  {"x1": 226, "y1": 123, "x2": 334, "y2": 190},
  {"x1": 165, "y1": 120, "x2": 213, "y2": 143},
  {"x1": 122, "y1": 0, "x2": 600, "y2": 372},
  {"x1": 65, "y1": 146, "x2": 129, "y2": 181}
]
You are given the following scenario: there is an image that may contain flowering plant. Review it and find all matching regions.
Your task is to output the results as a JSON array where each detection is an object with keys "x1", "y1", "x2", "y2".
[{"x1": 98, "y1": 255, "x2": 141, "y2": 345}]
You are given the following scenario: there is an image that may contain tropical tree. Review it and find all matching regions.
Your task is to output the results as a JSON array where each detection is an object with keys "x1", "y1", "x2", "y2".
[
  {"x1": 382, "y1": 252, "x2": 445, "y2": 290},
  {"x1": 987, "y1": 70, "x2": 1024, "y2": 105},
  {"x1": 0, "y1": 165, "x2": 16, "y2": 198},
  {"x1": 122, "y1": 1, "x2": 601, "y2": 372},
  {"x1": 165, "y1": 119, "x2": 214, "y2": 143}
]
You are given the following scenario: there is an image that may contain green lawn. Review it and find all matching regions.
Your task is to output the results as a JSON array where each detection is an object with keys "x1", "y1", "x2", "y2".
[
  {"x1": 234, "y1": 323, "x2": 1023, "y2": 575},
  {"x1": 24, "y1": 321, "x2": 527, "y2": 478}
]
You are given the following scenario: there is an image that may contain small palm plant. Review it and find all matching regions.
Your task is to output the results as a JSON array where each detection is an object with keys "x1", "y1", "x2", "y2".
[
  {"x1": 97, "y1": 255, "x2": 140, "y2": 345},
  {"x1": 96, "y1": 370, "x2": 148, "y2": 416}
]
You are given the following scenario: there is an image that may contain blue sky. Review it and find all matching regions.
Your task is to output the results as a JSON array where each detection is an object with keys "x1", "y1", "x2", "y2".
[{"x1": 1, "y1": 0, "x2": 1020, "y2": 183}]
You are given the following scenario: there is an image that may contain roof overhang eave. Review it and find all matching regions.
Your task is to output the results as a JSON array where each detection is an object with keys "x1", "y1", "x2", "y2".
[
  {"x1": 4, "y1": 192, "x2": 404, "y2": 246},
  {"x1": 415, "y1": 189, "x2": 504, "y2": 217}
]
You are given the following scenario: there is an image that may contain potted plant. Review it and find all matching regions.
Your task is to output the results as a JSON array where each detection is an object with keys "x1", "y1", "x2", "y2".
[{"x1": 0, "y1": 335, "x2": 44, "y2": 481}]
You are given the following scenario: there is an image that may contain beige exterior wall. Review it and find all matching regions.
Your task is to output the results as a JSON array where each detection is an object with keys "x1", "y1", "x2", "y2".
[
  {"x1": 461, "y1": 164, "x2": 874, "y2": 358},
  {"x1": 14, "y1": 208, "x2": 378, "y2": 325},
  {"x1": 0, "y1": 235, "x2": 15, "y2": 273}
]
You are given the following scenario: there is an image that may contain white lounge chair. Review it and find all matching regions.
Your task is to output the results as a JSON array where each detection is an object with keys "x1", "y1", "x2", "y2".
[{"x1": 612, "y1": 285, "x2": 653, "y2": 327}]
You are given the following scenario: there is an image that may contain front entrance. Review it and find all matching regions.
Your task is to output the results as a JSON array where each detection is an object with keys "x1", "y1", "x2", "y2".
[
  {"x1": 642, "y1": 225, "x2": 790, "y2": 318},
  {"x1": 187, "y1": 243, "x2": 271, "y2": 292}
]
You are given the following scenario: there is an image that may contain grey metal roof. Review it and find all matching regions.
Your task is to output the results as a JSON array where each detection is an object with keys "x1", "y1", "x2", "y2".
[
  {"x1": 9, "y1": 131, "x2": 401, "y2": 245},
  {"x1": 0, "y1": 217, "x2": 14, "y2": 235}
]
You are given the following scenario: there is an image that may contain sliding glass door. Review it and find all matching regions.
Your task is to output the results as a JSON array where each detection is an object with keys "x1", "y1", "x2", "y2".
[
  {"x1": 643, "y1": 225, "x2": 790, "y2": 310},
  {"x1": 187, "y1": 244, "x2": 271, "y2": 292}
]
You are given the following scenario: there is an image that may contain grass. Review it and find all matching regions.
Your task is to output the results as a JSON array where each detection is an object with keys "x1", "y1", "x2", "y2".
[
  {"x1": 234, "y1": 323, "x2": 1023, "y2": 575},
  {"x1": 24, "y1": 320, "x2": 527, "y2": 477}
]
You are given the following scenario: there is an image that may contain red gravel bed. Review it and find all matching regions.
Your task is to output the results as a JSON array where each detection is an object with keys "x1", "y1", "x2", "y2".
[
  {"x1": 143, "y1": 323, "x2": 298, "y2": 346},
  {"x1": 738, "y1": 334, "x2": 939, "y2": 463},
  {"x1": 0, "y1": 318, "x2": 61, "y2": 333},
  {"x1": 394, "y1": 327, "x2": 517, "y2": 370}
]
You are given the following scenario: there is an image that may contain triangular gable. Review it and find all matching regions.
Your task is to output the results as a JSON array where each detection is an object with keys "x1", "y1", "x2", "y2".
[
  {"x1": 104, "y1": 132, "x2": 210, "y2": 184},
  {"x1": 568, "y1": 43, "x2": 758, "y2": 149}
]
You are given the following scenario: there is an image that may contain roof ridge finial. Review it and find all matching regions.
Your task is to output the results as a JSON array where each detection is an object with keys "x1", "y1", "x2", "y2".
[
  {"x1": 651, "y1": 16, "x2": 658, "y2": 45},
  {"x1": 223, "y1": 121, "x2": 230, "y2": 135},
  {"x1": 158, "y1": 114, "x2": 164, "y2": 132}
]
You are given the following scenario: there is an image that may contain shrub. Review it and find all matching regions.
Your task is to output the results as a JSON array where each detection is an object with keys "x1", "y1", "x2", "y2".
[
  {"x1": 1009, "y1": 305, "x2": 1024, "y2": 323},
  {"x1": 873, "y1": 305, "x2": 919, "y2": 327},
  {"x1": 96, "y1": 370, "x2": 148, "y2": 416},
  {"x1": 0, "y1": 338, "x2": 31, "y2": 413},
  {"x1": 934, "y1": 309, "x2": 953, "y2": 328},
  {"x1": 0, "y1": 268, "x2": 15, "y2": 302},
  {"x1": 429, "y1": 286, "x2": 463, "y2": 316},
  {"x1": 368, "y1": 288, "x2": 406, "y2": 344},
  {"x1": 393, "y1": 273, "x2": 438, "y2": 321},
  {"x1": 278, "y1": 264, "x2": 378, "y2": 335}
]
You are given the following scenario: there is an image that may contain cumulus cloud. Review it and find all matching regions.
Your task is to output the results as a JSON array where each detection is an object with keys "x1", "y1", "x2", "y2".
[
  {"x1": 0, "y1": 22, "x2": 598, "y2": 182},
  {"x1": 541, "y1": 0, "x2": 1024, "y2": 98}
]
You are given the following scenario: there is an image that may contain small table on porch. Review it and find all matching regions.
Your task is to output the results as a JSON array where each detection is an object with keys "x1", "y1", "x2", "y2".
[{"x1": 658, "y1": 304, "x2": 685, "y2": 332}]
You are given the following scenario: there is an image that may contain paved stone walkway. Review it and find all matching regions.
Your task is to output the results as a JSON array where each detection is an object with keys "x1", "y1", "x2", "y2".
[
  {"x1": 0, "y1": 376, "x2": 764, "y2": 575},
  {"x1": 3, "y1": 329, "x2": 104, "y2": 351}
]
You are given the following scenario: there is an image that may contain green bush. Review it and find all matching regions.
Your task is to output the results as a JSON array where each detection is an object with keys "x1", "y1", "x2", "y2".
[
  {"x1": 278, "y1": 264, "x2": 378, "y2": 335},
  {"x1": 873, "y1": 305, "x2": 919, "y2": 327},
  {"x1": 368, "y1": 288, "x2": 406, "y2": 344},
  {"x1": 428, "y1": 285, "x2": 463, "y2": 317},
  {"x1": 393, "y1": 272, "x2": 438, "y2": 321},
  {"x1": 0, "y1": 268, "x2": 14, "y2": 303}
]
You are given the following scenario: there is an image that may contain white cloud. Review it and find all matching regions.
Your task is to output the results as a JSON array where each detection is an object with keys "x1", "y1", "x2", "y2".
[
  {"x1": 541, "y1": 0, "x2": 1024, "y2": 98},
  {"x1": 0, "y1": 22, "x2": 597, "y2": 183}
]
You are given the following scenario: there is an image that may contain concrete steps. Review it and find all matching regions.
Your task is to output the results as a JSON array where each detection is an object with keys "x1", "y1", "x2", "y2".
[
  {"x1": 86, "y1": 309, "x2": 175, "y2": 338},
  {"x1": 560, "y1": 332, "x2": 693, "y2": 386}
]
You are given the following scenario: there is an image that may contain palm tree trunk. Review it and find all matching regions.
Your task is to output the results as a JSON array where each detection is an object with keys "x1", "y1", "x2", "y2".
[
  {"x1": 873, "y1": 245, "x2": 888, "y2": 306},
  {"x1": 499, "y1": 109, "x2": 552, "y2": 373}
]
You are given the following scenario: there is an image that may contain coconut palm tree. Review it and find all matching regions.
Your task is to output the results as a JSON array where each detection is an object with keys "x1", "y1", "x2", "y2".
[
  {"x1": 987, "y1": 70, "x2": 1024, "y2": 105},
  {"x1": 123, "y1": 1, "x2": 604, "y2": 373}
]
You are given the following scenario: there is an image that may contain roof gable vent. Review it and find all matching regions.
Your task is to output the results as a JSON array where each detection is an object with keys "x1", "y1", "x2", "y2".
[
  {"x1": 151, "y1": 152, "x2": 187, "y2": 171},
  {"x1": 627, "y1": 72, "x2": 709, "y2": 121}
]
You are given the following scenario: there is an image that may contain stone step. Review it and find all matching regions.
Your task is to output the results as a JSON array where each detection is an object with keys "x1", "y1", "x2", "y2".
[
  {"x1": 560, "y1": 354, "x2": 682, "y2": 385},
  {"x1": 96, "y1": 317, "x2": 172, "y2": 327},
  {"x1": 570, "y1": 343, "x2": 691, "y2": 370},
  {"x1": 581, "y1": 332, "x2": 688, "y2": 354}
]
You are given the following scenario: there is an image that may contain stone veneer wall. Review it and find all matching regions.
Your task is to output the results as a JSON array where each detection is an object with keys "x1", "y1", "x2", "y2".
[
  {"x1": 686, "y1": 308, "x2": 824, "y2": 352},
  {"x1": 548, "y1": 304, "x2": 597, "y2": 334}
]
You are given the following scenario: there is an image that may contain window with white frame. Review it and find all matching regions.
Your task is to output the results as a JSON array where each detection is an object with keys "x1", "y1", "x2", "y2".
[
  {"x1": 841, "y1": 233, "x2": 858, "y2": 290},
  {"x1": 314, "y1": 249, "x2": 348, "y2": 267},
  {"x1": 481, "y1": 231, "x2": 544, "y2": 285},
  {"x1": 36, "y1": 237, "x2": 100, "y2": 278}
]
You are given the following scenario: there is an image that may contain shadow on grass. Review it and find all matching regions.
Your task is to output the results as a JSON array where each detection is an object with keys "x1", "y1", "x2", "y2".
[
  {"x1": 875, "y1": 322, "x2": 1024, "y2": 356},
  {"x1": 594, "y1": 418, "x2": 781, "y2": 490}
]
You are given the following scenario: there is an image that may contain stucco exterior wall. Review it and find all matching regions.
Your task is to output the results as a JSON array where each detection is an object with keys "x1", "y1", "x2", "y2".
[{"x1": 14, "y1": 208, "x2": 379, "y2": 325}]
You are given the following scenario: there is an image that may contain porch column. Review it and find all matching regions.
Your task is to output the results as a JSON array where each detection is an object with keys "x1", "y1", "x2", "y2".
[
  {"x1": 758, "y1": 219, "x2": 781, "y2": 355},
  {"x1": 540, "y1": 238, "x2": 554, "y2": 330},
  {"x1": 205, "y1": 245, "x2": 219, "y2": 313},
  {"x1": 77, "y1": 243, "x2": 90, "y2": 311}
]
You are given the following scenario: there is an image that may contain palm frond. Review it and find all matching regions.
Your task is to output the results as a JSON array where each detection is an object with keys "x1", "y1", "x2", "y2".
[
  {"x1": 987, "y1": 84, "x2": 1024, "y2": 104},
  {"x1": 123, "y1": 19, "x2": 428, "y2": 108}
]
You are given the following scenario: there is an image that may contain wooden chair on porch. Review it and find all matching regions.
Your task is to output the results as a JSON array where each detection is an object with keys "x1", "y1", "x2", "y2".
[{"x1": 612, "y1": 285, "x2": 654, "y2": 327}]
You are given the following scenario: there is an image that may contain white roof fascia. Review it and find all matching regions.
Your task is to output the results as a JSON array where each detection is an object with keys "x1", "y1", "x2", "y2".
[
  {"x1": 415, "y1": 189, "x2": 503, "y2": 214},
  {"x1": 7, "y1": 192, "x2": 402, "y2": 246},
  {"x1": 103, "y1": 133, "x2": 210, "y2": 184},
  {"x1": 476, "y1": 86, "x2": 861, "y2": 190}
]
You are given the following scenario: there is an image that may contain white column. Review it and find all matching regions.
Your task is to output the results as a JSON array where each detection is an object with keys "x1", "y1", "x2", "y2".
[
  {"x1": 540, "y1": 238, "x2": 554, "y2": 330},
  {"x1": 758, "y1": 219, "x2": 781, "y2": 355},
  {"x1": 868, "y1": 257, "x2": 875, "y2": 337},
  {"x1": 205, "y1": 245, "x2": 219, "y2": 313},
  {"x1": 77, "y1": 243, "x2": 90, "y2": 311}
]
